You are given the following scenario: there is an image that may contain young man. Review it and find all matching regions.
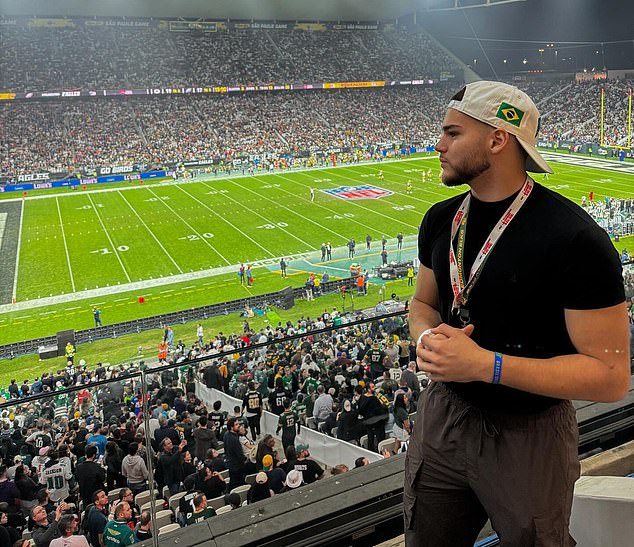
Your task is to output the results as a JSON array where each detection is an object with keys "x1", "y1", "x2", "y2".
[
  {"x1": 103, "y1": 502, "x2": 135, "y2": 547},
  {"x1": 85, "y1": 490, "x2": 109, "y2": 547},
  {"x1": 289, "y1": 444, "x2": 323, "y2": 484},
  {"x1": 185, "y1": 494, "x2": 216, "y2": 525},
  {"x1": 406, "y1": 80, "x2": 629, "y2": 546},
  {"x1": 276, "y1": 400, "x2": 301, "y2": 454},
  {"x1": 242, "y1": 382, "x2": 263, "y2": 440}
]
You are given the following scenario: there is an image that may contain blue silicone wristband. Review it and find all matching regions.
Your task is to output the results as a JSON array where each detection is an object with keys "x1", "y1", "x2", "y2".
[{"x1": 492, "y1": 352, "x2": 503, "y2": 384}]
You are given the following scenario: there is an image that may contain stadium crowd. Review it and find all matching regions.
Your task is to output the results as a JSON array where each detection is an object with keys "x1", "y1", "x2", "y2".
[
  {"x1": 0, "y1": 25, "x2": 458, "y2": 92},
  {"x1": 0, "y1": 87, "x2": 448, "y2": 179},
  {"x1": 0, "y1": 310, "x2": 425, "y2": 545},
  {"x1": 2, "y1": 77, "x2": 633, "y2": 181}
]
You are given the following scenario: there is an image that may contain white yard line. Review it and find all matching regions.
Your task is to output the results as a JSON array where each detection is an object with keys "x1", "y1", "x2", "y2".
[
  {"x1": 200, "y1": 180, "x2": 314, "y2": 250},
  {"x1": 11, "y1": 203, "x2": 24, "y2": 302},
  {"x1": 117, "y1": 190, "x2": 184, "y2": 274},
  {"x1": 221, "y1": 179, "x2": 351, "y2": 243},
  {"x1": 56, "y1": 197, "x2": 76, "y2": 292},
  {"x1": 173, "y1": 185, "x2": 276, "y2": 260},
  {"x1": 86, "y1": 193, "x2": 132, "y2": 283},
  {"x1": 146, "y1": 187, "x2": 232, "y2": 266}
]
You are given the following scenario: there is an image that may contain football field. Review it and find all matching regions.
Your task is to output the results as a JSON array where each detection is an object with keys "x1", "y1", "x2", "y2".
[
  {"x1": 3, "y1": 157, "x2": 450, "y2": 302},
  {"x1": 0, "y1": 153, "x2": 632, "y2": 344}
]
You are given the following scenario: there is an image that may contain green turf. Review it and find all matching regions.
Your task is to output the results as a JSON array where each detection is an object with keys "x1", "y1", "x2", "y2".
[{"x1": 2, "y1": 155, "x2": 633, "y2": 349}]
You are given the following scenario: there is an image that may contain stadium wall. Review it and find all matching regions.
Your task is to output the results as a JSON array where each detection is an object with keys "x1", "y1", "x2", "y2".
[{"x1": 0, "y1": 278, "x2": 355, "y2": 359}]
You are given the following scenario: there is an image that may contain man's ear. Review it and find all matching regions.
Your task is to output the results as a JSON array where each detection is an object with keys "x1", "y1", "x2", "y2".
[{"x1": 489, "y1": 128, "x2": 511, "y2": 156}]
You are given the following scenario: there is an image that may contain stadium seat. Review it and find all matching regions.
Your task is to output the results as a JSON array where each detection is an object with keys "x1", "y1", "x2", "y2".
[
  {"x1": 162, "y1": 485, "x2": 171, "y2": 500},
  {"x1": 135, "y1": 489, "x2": 159, "y2": 510},
  {"x1": 360, "y1": 435, "x2": 368, "y2": 449},
  {"x1": 230, "y1": 484, "x2": 251, "y2": 506},
  {"x1": 108, "y1": 488, "x2": 123, "y2": 503},
  {"x1": 378, "y1": 438, "x2": 397, "y2": 455},
  {"x1": 168, "y1": 491, "x2": 187, "y2": 514},
  {"x1": 245, "y1": 473, "x2": 257, "y2": 485},
  {"x1": 306, "y1": 417, "x2": 317, "y2": 430},
  {"x1": 216, "y1": 505, "x2": 232, "y2": 515},
  {"x1": 208, "y1": 495, "x2": 226, "y2": 511},
  {"x1": 218, "y1": 469, "x2": 230, "y2": 482},
  {"x1": 318, "y1": 421, "x2": 327, "y2": 433},
  {"x1": 140, "y1": 501, "x2": 153, "y2": 514},
  {"x1": 158, "y1": 523, "x2": 181, "y2": 536},
  {"x1": 154, "y1": 509, "x2": 174, "y2": 529},
  {"x1": 331, "y1": 427, "x2": 338, "y2": 438}
]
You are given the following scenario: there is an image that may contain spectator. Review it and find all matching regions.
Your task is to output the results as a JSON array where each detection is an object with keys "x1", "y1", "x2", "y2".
[
  {"x1": 156, "y1": 437, "x2": 187, "y2": 496},
  {"x1": 222, "y1": 417, "x2": 246, "y2": 491},
  {"x1": 281, "y1": 470, "x2": 304, "y2": 493},
  {"x1": 121, "y1": 443, "x2": 148, "y2": 496},
  {"x1": 185, "y1": 494, "x2": 216, "y2": 526},
  {"x1": 103, "y1": 441, "x2": 126, "y2": 492},
  {"x1": 133, "y1": 511, "x2": 152, "y2": 542},
  {"x1": 84, "y1": 490, "x2": 109, "y2": 547},
  {"x1": 336, "y1": 399, "x2": 363, "y2": 444},
  {"x1": 73, "y1": 445, "x2": 106, "y2": 509},
  {"x1": 312, "y1": 386, "x2": 334, "y2": 426},
  {"x1": 49, "y1": 514, "x2": 89, "y2": 547},
  {"x1": 288, "y1": 444, "x2": 323, "y2": 485},
  {"x1": 31, "y1": 503, "x2": 66, "y2": 547},
  {"x1": 194, "y1": 465, "x2": 226, "y2": 501},
  {"x1": 103, "y1": 502, "x2": 135, "y2": 547},
  {"x1": 247, "y1": 472, "x2": 274, "y2": 504},
  {"x1": 191, "y1": 416, "x2": 218, "y2": 464}
]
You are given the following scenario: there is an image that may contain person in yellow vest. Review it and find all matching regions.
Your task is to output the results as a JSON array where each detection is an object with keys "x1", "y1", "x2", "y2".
[
  {"x1": 406, "y1": 265, "x2": 415, "y2": 286},
  {"x1": 313, "y1": 275, "x2": 321, "y2": 296},
  {"x1": 65, "y1": 342, "x2": 75, "y2": 364}
]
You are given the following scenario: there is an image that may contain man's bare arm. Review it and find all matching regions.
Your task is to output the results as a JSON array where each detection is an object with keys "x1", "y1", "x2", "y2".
[
  {"x1": 421, "y1": 302, "x2": 631, "y2": 402},
  {"x1": 408, "y1": 265, "x2": 443, "y2": 343}
]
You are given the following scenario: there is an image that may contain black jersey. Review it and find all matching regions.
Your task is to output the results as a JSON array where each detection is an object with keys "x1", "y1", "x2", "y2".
[{"x1": 243, "y1": 391, "x2": 262, "y2": 416}]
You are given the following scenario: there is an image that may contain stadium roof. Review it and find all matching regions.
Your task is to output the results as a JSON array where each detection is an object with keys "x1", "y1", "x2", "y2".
[{"x1": 0, "y1": 0, "x2": 423, "y2": 20}]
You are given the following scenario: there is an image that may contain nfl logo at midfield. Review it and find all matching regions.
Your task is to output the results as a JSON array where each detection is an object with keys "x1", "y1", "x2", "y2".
[{"x1": 322, "y1": 185, "x2": 394, "y2": 200}]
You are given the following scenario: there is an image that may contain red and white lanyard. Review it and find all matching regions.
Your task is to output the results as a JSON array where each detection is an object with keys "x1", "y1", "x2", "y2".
[{"x1": 449, "y1": 177, "x2": 534, "y2": 312}]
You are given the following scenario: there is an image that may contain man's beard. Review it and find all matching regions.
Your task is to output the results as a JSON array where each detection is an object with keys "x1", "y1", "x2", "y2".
[{"x1": 441, "y1": 151, "x2": 490, "y2": 187}]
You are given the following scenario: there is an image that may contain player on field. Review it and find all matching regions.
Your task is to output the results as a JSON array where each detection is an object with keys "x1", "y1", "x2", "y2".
[{"x1": 310, "y1": 188, "x2": 315, "y2": 201}]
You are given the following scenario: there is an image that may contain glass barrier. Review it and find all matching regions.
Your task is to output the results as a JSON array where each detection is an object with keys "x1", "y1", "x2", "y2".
[{"x1": 0, "y1": 309, "x2": 414, "y2": 545}]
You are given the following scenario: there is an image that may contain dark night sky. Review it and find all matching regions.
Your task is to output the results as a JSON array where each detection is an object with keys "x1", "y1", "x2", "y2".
[{"x1": 420, "y1": 0, "x2": 634, "y2": 76}]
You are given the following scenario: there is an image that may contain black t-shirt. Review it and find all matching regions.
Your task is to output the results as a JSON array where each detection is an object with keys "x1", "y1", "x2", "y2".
[
  {"x1": 290, "y1": 458, "x2": 324, "y2": 484},
  {"x1": 419, "y1": 182, "x2": 624, "y2": 413}
]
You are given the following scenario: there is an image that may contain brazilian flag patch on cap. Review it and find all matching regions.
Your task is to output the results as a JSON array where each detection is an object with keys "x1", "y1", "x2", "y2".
[{"x1": 496, "y1": 102, "x2": 524, "y2": 127}]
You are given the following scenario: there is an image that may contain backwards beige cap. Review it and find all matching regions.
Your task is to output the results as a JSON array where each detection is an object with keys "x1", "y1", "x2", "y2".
[{"x1": 448, "y1": 80, "x2": 553, "y2": 174}]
